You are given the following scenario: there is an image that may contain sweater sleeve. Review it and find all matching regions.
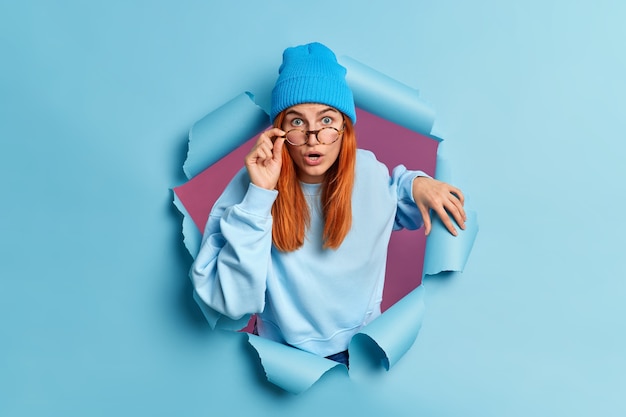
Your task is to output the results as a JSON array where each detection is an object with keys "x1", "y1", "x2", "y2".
[
  {"x1": 190, "y1": 178, "x2": 277, "y2": 323},
  {"x1": 391, "y1": 164, "x2": 429, "y2": 231}
]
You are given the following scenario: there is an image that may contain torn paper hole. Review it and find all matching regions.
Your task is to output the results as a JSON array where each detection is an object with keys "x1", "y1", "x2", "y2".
[{"x1": 172, "y1": 58, "x2": 478, "y2": 394}]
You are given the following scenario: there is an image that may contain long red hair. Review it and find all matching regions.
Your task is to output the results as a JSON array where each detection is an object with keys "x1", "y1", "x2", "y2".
[{"x1": 271, "y1": 111, "x2": 357, "y2": 252}]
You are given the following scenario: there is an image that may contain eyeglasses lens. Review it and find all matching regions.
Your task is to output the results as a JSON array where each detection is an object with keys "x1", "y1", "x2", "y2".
[{"x1": 286, "y1": 128, "x2": 339, "y2": 145}]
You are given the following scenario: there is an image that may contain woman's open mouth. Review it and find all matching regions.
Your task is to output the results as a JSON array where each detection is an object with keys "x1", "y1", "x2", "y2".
[{"x1": 304, "y1": 152, "x2": 323, "y2": 165}]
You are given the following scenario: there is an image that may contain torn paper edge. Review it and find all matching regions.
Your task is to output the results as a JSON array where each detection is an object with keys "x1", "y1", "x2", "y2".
[
  {"x1": 183, "y1": 91, "x2": 269, "y2": 180},
  {"x1": 423, "y1": 148, "x2": 479, "y2": 276},
  {"x1": 247, "y1": 333, "x2": 347, "y2": 394},
  {"x1": 339, "y1": 55, "x2": 436, "y2": 136}
]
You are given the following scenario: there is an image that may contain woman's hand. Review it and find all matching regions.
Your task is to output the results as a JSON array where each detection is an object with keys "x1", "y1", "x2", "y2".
[
  {"x1": 412, "y1": 176, "x2": 466, "y2": 236},
  {"x1": 245, "y1": 128, "x2": 286, "y2": 190}
]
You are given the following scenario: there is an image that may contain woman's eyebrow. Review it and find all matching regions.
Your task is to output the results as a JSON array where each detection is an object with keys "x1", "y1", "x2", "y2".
[
  {"x1": 284, "y1": 107, "x2": 340, "y2": 118},
  {"x1": 284, "y1": 109, "x2": 304, "y2": 118},
  {"x1": 317, "y1": 107, "x2": 340, "y2": 116}
]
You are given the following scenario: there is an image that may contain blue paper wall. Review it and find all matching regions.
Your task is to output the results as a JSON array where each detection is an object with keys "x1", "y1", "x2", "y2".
[{"x1": 2, "y1": 1, "x2": 625, "y2": 416}]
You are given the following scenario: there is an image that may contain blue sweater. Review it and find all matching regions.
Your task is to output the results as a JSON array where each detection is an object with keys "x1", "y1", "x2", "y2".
[{"x1": 191, "y1": 149, "x2": 425, "y2": 357}]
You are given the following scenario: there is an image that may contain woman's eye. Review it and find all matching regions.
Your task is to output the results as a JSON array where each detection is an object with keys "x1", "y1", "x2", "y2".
[
  {"x1": 321, "y1": 116, "x2": 332, "y2": 125},
  {"x1": 291, "y1": 118, "x2": 304, "y2": 127}
]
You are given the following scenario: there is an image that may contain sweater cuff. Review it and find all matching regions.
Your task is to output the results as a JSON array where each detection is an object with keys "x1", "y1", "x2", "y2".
[
  {"x1": 393, "y1": 165, "x2": 430, "y2": 203},
  {"x1": 238, "y1": 183, "x2": 278, "y2": 217}
]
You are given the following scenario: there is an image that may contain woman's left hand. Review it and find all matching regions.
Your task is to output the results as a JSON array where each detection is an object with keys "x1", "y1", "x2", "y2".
[{"x1": 412, "y1": 177, "x2": 466, "y2": 236}]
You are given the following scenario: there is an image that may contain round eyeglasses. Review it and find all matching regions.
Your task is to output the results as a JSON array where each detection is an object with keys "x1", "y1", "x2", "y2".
[{"x1": 284, "y1": 126, "x2": 344, "y2": 146}]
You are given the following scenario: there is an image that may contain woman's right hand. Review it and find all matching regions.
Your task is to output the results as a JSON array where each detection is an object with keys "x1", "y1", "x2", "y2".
[{"x1": 245, "y1": 128, "x2": 286, "y2": 190}]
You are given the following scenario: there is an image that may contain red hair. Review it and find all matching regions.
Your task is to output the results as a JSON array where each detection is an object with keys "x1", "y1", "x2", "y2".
[{"x1": 271, "y1": 112, "x2": 356, "y2": 252}]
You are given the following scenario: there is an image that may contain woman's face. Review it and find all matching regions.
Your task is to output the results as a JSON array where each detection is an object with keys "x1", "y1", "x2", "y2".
[{"x1": 281, "y1": 103, "x2": 344, "y2": 184}]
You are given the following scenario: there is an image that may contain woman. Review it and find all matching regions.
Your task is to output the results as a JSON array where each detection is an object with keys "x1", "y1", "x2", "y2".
[{"x1": 191, "y1": 42, "x2": 466, "y2": 366}]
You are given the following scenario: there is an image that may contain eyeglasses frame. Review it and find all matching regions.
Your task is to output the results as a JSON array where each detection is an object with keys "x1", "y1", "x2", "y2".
[{"x1": 283, "y1": 124, "x2": 345, "y2": 147}]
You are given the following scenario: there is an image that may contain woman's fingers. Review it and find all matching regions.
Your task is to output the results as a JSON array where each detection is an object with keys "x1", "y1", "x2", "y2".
[
  {"x1": 413, "y1": 177, "x2": 467, "y2": 236},
  {"x1": 245, "y1": 128, "x2": 286, "y2": 190}
]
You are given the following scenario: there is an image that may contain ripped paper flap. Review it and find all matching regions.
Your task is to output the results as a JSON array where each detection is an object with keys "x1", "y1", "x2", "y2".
[{"x1": 183, "y1": 92, "x2": 268, "y2": 180}]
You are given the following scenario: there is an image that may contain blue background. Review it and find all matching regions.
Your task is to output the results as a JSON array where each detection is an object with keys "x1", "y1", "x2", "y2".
[{"x1": 2, "y1": 1, "x2": 625, "y2": 416}]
